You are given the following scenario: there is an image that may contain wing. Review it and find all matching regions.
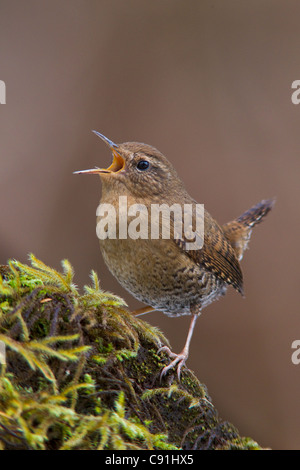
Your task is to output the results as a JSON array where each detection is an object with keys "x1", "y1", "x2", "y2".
[{"x1": 174, "y1": 209, "x2": 244, "y2": 295}]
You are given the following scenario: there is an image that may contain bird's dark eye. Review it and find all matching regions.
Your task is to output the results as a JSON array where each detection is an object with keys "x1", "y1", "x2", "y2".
[{"x1": 136, "y1": 160, "x2": 150, "y2": 171}]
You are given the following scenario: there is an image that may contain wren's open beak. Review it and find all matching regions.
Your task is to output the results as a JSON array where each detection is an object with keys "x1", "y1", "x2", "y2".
[{"x1": 73, "y1": 131, "x2": 125, "y2": 175}]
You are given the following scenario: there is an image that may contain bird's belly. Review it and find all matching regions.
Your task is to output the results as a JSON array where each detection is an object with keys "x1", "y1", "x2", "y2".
[{"x1": 99, "y1": 238, "x2": 227, "y2": 316}]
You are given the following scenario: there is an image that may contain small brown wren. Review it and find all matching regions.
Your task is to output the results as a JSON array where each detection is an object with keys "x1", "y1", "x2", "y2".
[{"x1": 74, "y1": 131, "x2": 274, "y2": 379}]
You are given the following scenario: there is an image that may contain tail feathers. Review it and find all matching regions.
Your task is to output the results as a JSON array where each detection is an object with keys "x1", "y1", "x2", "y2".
[
  {"x1": 236, "y1": 198, "x2": 275, "y2": 228},
  {"x1": 222, "y1": 198, "x2": 275, "y2": 261}
]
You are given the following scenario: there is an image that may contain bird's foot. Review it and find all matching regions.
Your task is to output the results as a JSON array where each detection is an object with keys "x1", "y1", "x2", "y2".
[{"x1": 158, "y1": 346, "x2": 188, "y2": 381}]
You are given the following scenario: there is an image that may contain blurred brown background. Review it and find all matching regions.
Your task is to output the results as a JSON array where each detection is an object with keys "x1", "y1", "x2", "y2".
[{"x1": 0, "y1": 0, "x2": 299, "y2": 449}]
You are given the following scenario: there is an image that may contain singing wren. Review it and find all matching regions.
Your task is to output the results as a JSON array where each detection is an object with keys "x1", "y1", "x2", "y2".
[{"x1": 74, "y1": 131, "x2": 274, "y2": 379}]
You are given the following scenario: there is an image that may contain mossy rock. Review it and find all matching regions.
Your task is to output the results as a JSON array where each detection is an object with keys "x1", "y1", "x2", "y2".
[{"x1": 0, "y1": 255, "x2": 261, "y2": 450}]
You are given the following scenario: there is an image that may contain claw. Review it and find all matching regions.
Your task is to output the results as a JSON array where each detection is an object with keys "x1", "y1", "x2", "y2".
[
  {"x1": 158, "y1": 314, "x2": 198, "y2": 381},
  {"x1": 157, "y1": 345, "x2": 178, "y2": 359},
  {"x1": 158, "y1": 346, "x2": 188, "y2": 381}
]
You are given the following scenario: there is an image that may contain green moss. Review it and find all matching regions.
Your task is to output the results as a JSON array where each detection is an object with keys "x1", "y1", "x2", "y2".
[{"x1": 0, "y1": 255, "x2": 262, "y2": 450}]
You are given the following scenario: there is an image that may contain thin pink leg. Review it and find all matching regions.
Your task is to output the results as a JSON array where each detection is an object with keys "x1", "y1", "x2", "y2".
[{"x1": 158, "y1": 314, "x2": 198, "y2": 380}]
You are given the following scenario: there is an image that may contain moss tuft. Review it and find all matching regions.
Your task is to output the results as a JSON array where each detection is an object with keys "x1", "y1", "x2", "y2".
[{"x1": 0, "y1": 256, "x2": 262, "y2": 450}]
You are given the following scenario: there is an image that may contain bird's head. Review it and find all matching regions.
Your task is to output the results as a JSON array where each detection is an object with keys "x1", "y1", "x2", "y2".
[{"x1": 74, "y1": 131, "x2": 187, "y2": 200}]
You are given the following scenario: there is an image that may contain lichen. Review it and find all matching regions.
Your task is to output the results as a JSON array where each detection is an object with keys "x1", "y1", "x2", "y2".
[{"x1": 0, "y1": 255, "x2": 262, "y2": 450}]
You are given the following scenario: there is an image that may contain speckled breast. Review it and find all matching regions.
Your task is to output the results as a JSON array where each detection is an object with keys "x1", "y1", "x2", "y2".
[{"x1": 99, "y1": 236, "x2": 227, "y2": 317}]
